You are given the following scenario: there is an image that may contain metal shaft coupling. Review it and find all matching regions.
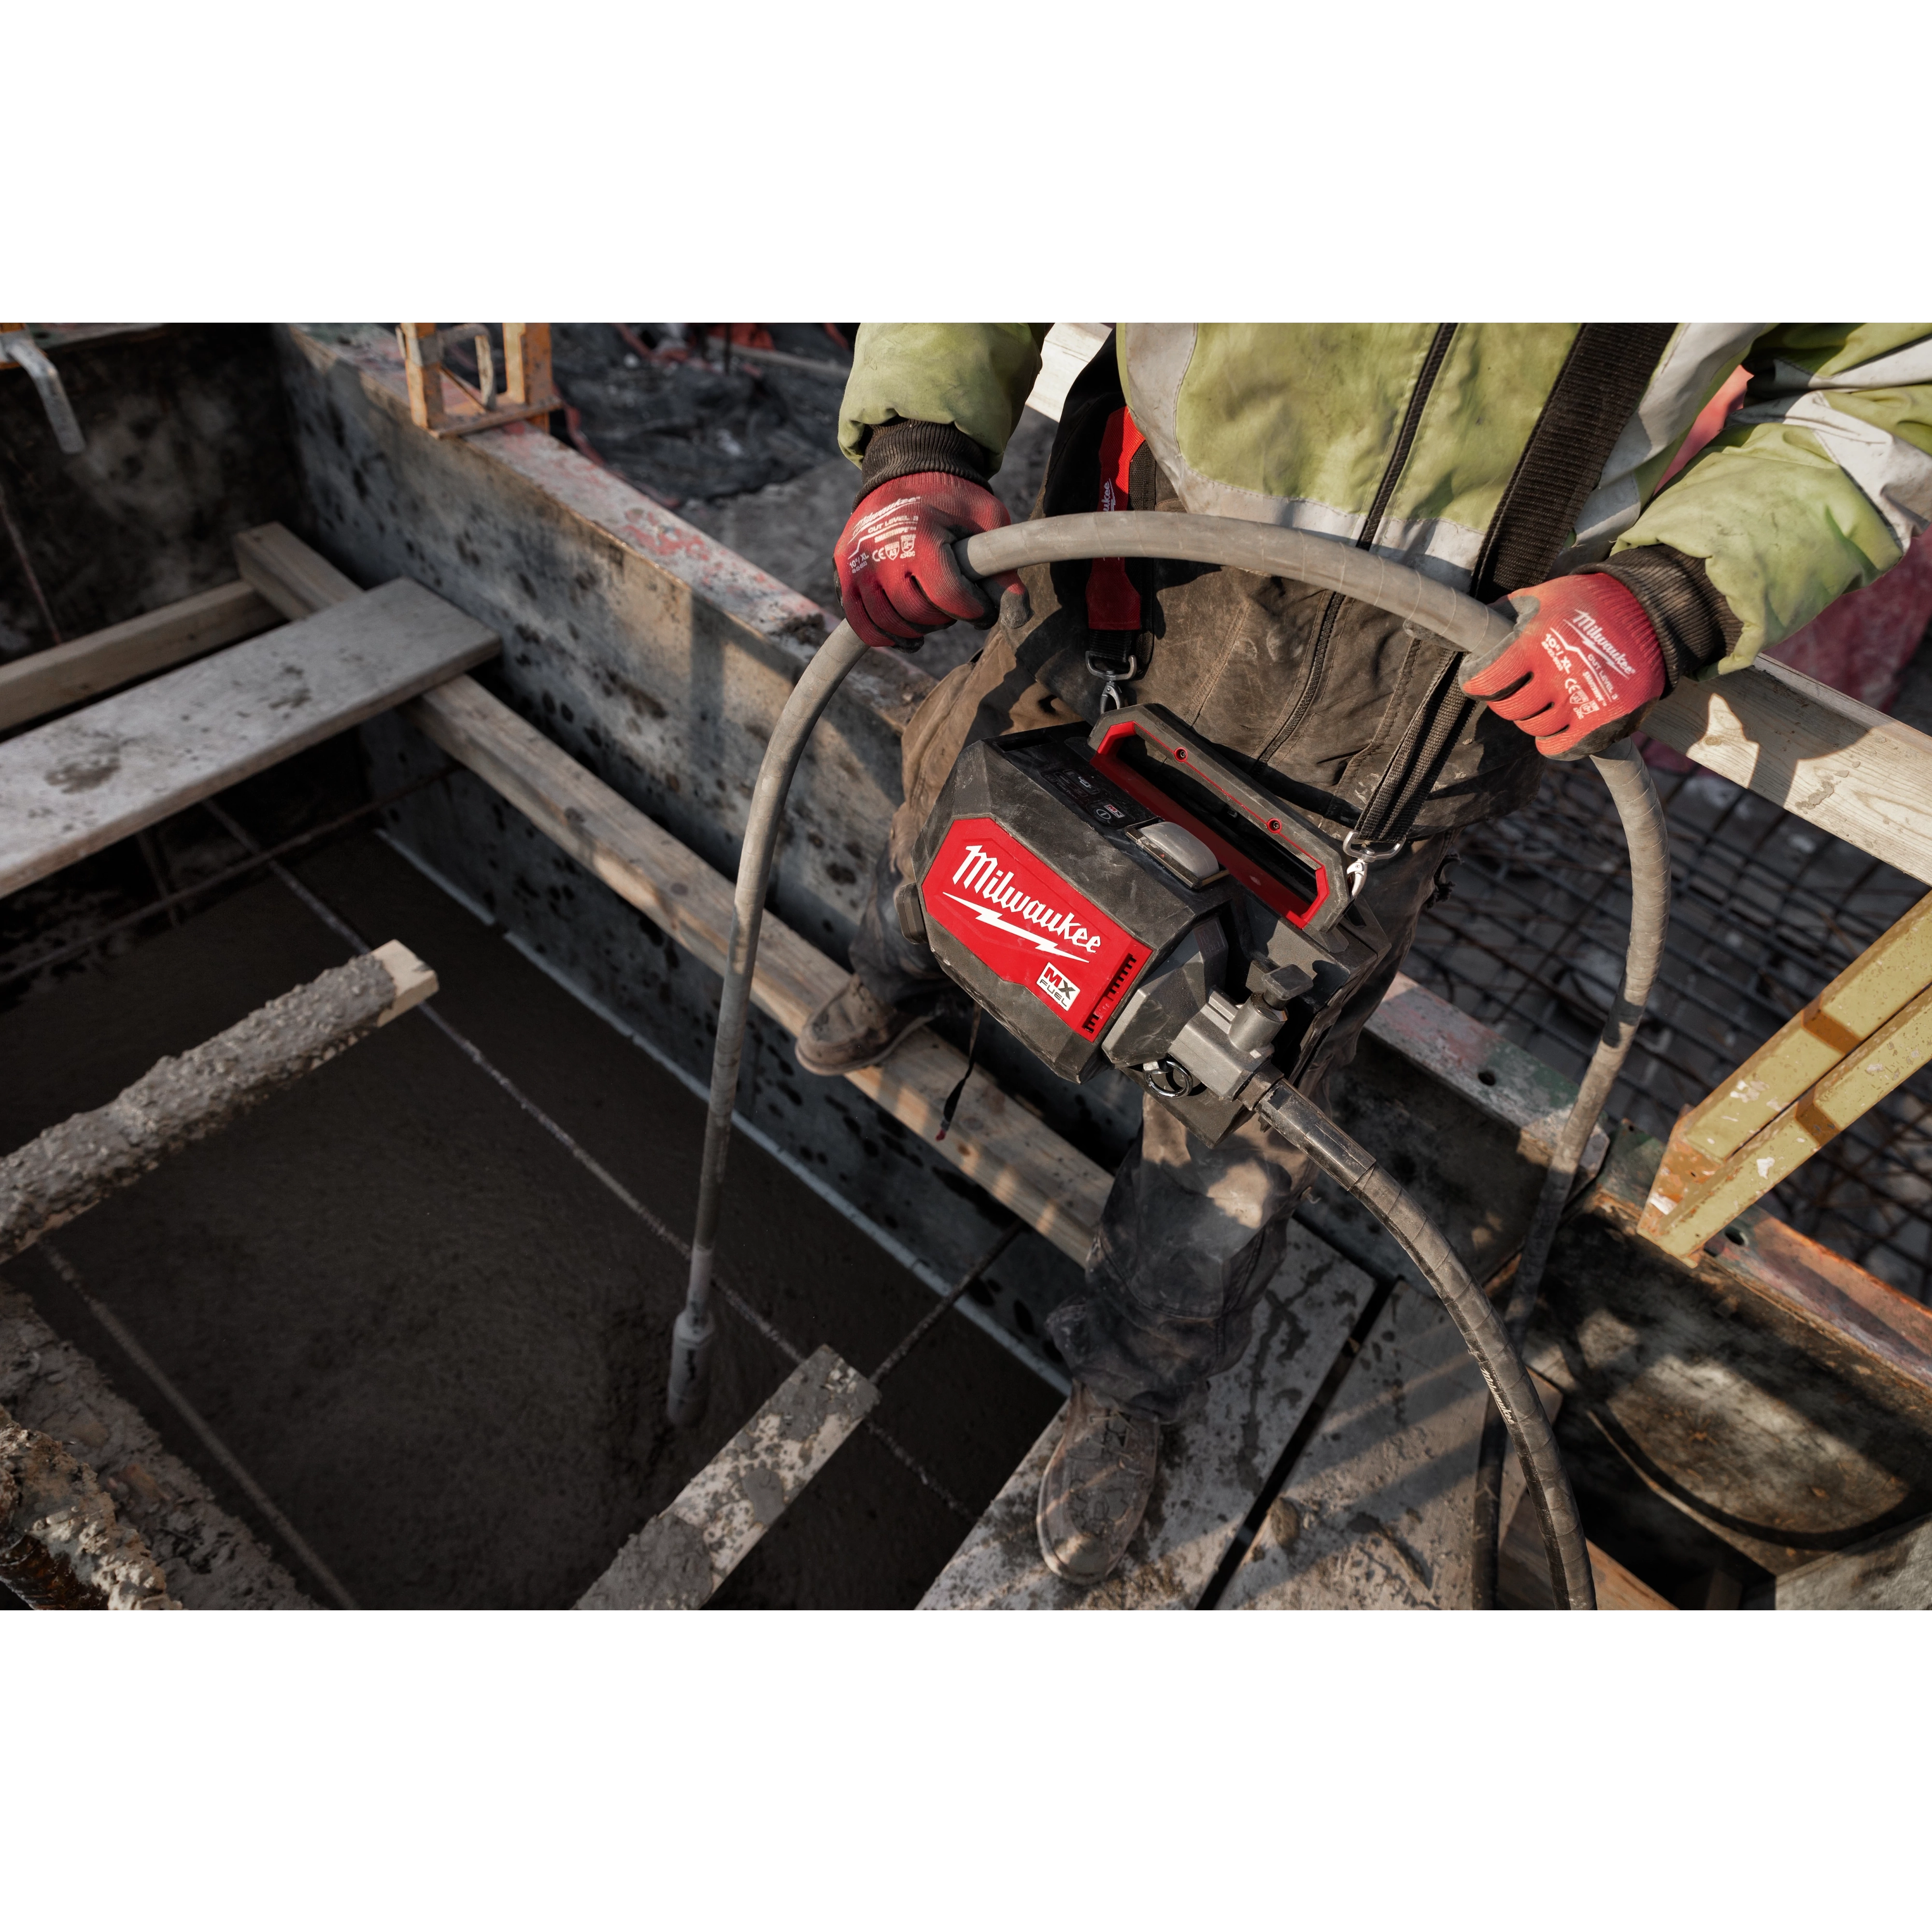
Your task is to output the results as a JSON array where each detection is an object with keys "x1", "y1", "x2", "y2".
[{"x1": 1166, "y1": 991, "x2": 1289, "y2": 1103}]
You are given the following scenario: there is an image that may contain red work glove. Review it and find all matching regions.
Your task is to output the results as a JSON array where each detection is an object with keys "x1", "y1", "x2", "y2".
[
  {"x1": 835, "y1": 472, "x2": 1020, "y2": 650},
  {"x1": 1461, "y1": 573, "x2": 1667, "y2": 759}
]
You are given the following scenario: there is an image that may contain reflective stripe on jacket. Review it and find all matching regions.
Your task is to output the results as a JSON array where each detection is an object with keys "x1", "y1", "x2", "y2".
[{"x1": 838, "y1": 323, "x2": 1932, "y2": 673}]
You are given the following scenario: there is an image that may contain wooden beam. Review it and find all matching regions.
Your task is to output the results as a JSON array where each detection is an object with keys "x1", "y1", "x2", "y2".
[
  {"x1": 577, "y1": 1347, "x2": 876, "y2": 1610},
  {"x1": 0, "y1": 942, "x2": 438, "y2": 1265},
  {"x1": 0, "y1": 580, "x2": 281, "y2": 733},
  {"x1": 1769, "y1": 1511, "x2": 1932, "y2": 1609},
  {"x1": 1495, "y1": 1373, "x2": 1673, "y2": 1610},
  {"x1": 1642, "y1": 892, "x2": 1932, "y2": 1256},
  {"x1": 232, "y1": 518, "x2": 1113, "y2": 1264},
  {"x1": 406, "y1": 673, "x2": 1113, "y2": 1261},
  {"x1": 1220, "y1": 1287, "x2": 1670, "y2": 1610},
  {"x1": 1646, "y1": 979, "x2": 1932, "y2": 1260},
  {"x1": 234, "y1": 522, "x2": 362, "y2": 621},
  {"x1": 920, "y1": 1220, "x2": 1378, "y2": 1609},
  {"x1": 1646, "y1": 656, "x2": 1932, "y2": 889},
  {"x1": 0, "y1": 578, "x2": 498, "y2": 897}
]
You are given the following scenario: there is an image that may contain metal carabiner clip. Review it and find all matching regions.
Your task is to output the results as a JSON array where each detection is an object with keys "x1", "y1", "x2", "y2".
[
  {"x1": 1085, "y1": 650, "x2": 1139, "y2": 713},
  {"x1": 1341, "y1": 827, "x2": 1406, "y2": 901}
]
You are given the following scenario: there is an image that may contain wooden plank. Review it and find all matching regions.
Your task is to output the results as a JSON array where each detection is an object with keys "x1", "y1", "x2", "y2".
[
  {"x1": 1641, "y1": 892, "x2": 1932, "y2": 1255},
  {"x1": 1646, "y1": 978, "x2": 1932, "y2": 1259},
  {"x1": 918, "y1": 1221, "x2": 1378, "y2": 1609},
  {"x1": 1500, "y1": 1495, "x2": 1674, "y2": 1610},
  {"x1": 222, "y1": 518, "x2": 1112, "y2": 1262},
  {"x1": 1220, "y1": 1286, "x2": 1657, "y2": 1610},
  {"x1": 0, "y1": 578, "x2": 498, "y2": 897},
  {"x1": 0, "y1": 943, "x2": 440, "y2": 1265},
  {"x1": 1768, "y1": 1511, "x2": 1932, "y2": 1609},
  {"x1": 234, "y1": 522, "x2": 362, "y2": 621},
  {"x1": 1647, "y1": 656, "x2": 1932, "y2": 888},
  {"x1": 577, "y1": 1346, "x2": 876, "y2": 1609},
  {"x1": 0, "y1": 1284, "x2": 312, "y2": 1609},
  {"x1": 1664, "y1": 893, "x2": 1932, "y2": 1172},
  {"x1": 0, "y1": 580, "x2": 282, "y2": 732},
  {"x1": 407, "y1": 673, "x2": 1112, "y2": 1261},
  {"x1": 1540, "y1": 1125, "x2": 1932, "y2": 1580}
]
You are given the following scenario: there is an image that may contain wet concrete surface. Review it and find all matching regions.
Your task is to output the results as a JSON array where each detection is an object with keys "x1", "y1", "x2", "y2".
[{"x1": 0, "y1": 824, "x2": 1060, "y2": 1608}]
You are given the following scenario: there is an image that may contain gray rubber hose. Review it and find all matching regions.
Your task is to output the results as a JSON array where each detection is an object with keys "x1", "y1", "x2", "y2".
[
  {"x1": 967, "y1": 516, "x2": 1668, "y2": 1608},
  {"x1": 665, "y1": 620, "x2": 871, "y2": 1426},
  {"x1": 1469, "y1": 738, "x2": 1670, "y2": 1605},
  {"x1": 669, "y1": 513, "x2": 1666, "y2": 1614},
  {"x1": 1255, "y1": 1084, "x2": 1596, "y2": 1609}
]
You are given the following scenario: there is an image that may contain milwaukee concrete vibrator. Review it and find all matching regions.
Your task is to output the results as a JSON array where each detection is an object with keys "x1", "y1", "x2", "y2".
[{"x1": 665, "y1": 512, "x2": 1672, "y2": 1611}]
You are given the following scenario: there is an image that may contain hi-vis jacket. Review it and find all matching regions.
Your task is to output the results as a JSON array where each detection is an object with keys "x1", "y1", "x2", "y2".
[{"x1": 839, "y1": 324, "x2": 1932, "y2": 676}]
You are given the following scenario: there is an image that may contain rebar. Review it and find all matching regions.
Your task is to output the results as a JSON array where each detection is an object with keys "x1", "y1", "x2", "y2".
[{"x1": 1406, "y1": 753, "x2": 1932, "y2": 1301}]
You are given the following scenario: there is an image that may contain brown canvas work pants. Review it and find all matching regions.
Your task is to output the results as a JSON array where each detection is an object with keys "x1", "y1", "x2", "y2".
[{"x1": 848, "y1": 604, "x2": 1456, "y2": 1424}]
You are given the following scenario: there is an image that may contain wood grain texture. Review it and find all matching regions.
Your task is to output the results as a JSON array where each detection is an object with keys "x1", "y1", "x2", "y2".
[
  {"x1": 0, "y1": 579, "x2": 281, "y2": 731},
  {"x1": 919, "y1": 1221, "x2": 1377, "y2": 1608},
  {"x1": 1647, "y1": 657, "x2": 1932, "y2": 886},
  {"x1": 234, "y1": 522, "x2": 361, "y2": 621},
  {"x1": 230, "y1": 518, "x2": 1110, "y2": 1267},
  {"x1": 406, "y1": 673, "x2": 1113, "y2": 1260},
  {"x1": 577, "y1": 1346, "x2": 877, "y2": 1610},
  {"x1": 0, "y1": 578, "x2": 498, "y2": 896},
  {"x1": 1769, "y1": 1510, "x2": 1932, "y2": 1608}
]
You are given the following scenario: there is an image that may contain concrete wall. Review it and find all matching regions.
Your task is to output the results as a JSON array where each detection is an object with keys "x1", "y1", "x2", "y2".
[{"x1": 0, "y1": 326, "x2": 302, "y2": 657}]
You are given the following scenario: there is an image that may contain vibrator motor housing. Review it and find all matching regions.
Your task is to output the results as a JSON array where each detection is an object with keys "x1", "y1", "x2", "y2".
[{"x1": 907, "y1": 705, "x2": 1386, "y2": 1140}]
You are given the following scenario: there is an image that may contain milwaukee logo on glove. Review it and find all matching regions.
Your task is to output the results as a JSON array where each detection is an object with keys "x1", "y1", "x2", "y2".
[
  {"x1": 922, "y1": 818, "x2": 1147, "y2": 1037},
  {"x1": 1542, "y1": 604, "x2": 1645, "y2": 719},
  {"x1": 1460, "y1": 572, "x2": 1667, "y2": 758},
  {"x1": 845, "y1": 494, "x2": 923, "y2": 571}
]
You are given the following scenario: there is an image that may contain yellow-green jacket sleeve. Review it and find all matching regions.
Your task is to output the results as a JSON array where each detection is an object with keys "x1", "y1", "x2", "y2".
[
  {"x1": 1613, "y1": 324, "x2": 1932, "y2": 672},
  {"x1": 838, "y1": 324, "x2": 1051, "y2": 472}
]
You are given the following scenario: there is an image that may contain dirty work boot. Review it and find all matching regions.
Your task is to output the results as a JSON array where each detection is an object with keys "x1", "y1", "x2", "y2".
[
  {"x1": 1037, "y1": 1382, "x2": 1161, "y2": 1585},
  {"x1": 795, "y1": 973, "x2": 930, "y2": 1076}
]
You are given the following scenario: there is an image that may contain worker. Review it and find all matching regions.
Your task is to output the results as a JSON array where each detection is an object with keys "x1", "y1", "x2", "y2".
[{"x1": 800, "y1": 325, "x2": 1932, "y2": 1586}]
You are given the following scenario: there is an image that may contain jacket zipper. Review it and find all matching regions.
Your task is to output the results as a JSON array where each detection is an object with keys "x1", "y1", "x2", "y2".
[{"x1": 1255, "y1": 322, "x2": 1459, "y2": 772}]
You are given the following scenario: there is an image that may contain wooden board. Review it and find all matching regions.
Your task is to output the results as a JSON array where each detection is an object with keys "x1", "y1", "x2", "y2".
[
  {"x1": 1647, "y1": 656, "x2": 1932, "y2": 889},
  {"x1": 1219, "y1": 1285, "x2": 1662, "y2": 1610},
  {"x1": 0, "y1": 1283, "x2": 312, "y2": 1610},
  {"x1": 227, "y1": 518, "x2": 1111, "y2": 1264},
  {"x1": 1493, "y1": 1375, "x2": 1674, "y2": 1611},
  {"x1": 1768, "y1": 1510, "x2": 1932, "y2": 1609},
  {"x1": 408, "y1": 673, "x2": 1112, "y2": 1261},
  {"x1": 235, "y1": 521, "x2": 362, "y2": 622},
  {"x1": 577, "y1": 1346, "x2": 877, "y2": 1610},
  {"x1": 0, "y1": 578, "x2": 498, "y2": 898},
  {"x1": 0, "y1": 579, "x2": 281, "y2": 732},
  {"x1": 917, "y1": 1221, "x2": 1378, "y2": 1609}
]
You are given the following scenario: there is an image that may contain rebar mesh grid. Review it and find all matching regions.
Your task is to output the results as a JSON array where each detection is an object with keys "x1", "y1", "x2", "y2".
[{"x1": 1402, "y1": 755, "x2": 1932, "y2": 1302}]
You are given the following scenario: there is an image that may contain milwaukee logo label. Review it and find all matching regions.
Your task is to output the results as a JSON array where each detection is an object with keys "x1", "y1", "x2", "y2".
[
  {"x1": 943, "y1": 842, "x2": 1104, "y2": 960},
  {"x1": 921, "y1": 817, "x2": 1150, "y2": 1039}
]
